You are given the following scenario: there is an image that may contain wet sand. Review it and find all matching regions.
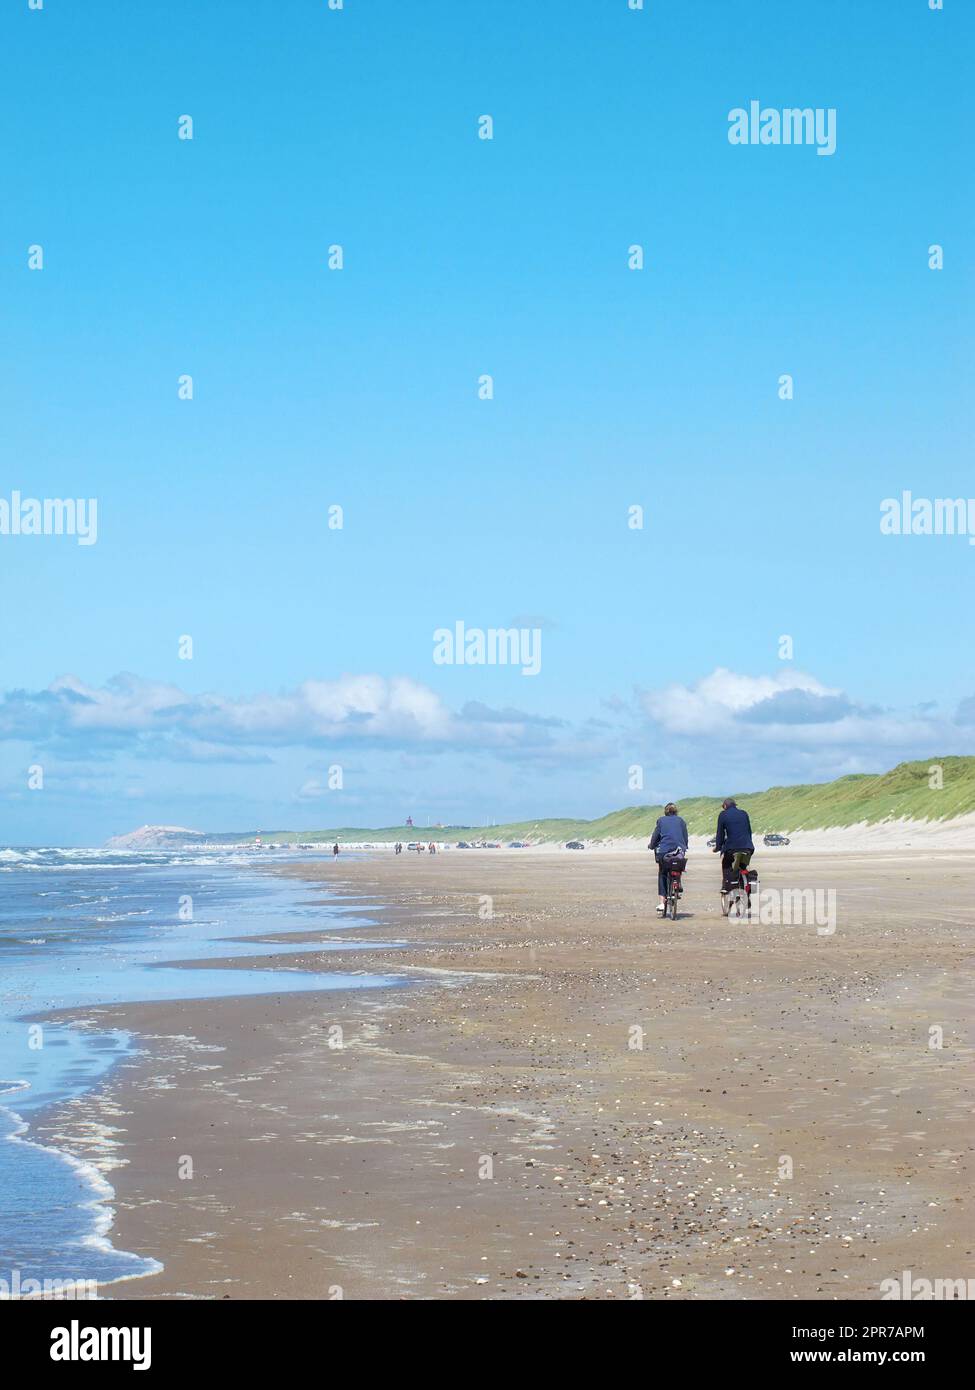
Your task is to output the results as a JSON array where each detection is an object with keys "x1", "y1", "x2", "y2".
[{"x1": 36, "y1": 848, "x2": 975, "y2": 1300}]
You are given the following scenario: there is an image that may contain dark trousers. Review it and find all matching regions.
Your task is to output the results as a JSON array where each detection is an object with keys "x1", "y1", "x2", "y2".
[
  {"x1": 721, "y1": 848, "x2": 752, "y2": 891},
  {"x1": 656, "y1": 854, "x2": 684, "y2": 897}
]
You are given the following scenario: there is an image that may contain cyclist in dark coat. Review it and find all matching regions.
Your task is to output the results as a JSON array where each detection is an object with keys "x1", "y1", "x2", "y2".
[
  {"x1": 649, "y1": 803, "x2": 689, "y2": 915},
  {"x1": 713, "y1": 799, "x2": 754, "y2": 891}
]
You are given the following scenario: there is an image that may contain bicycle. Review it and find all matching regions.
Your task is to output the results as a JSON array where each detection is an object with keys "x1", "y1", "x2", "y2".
[
  {"x1": 661, "y1": 851, "x2": 686, "y2": 920},
  {"x1": 720, "y1": 850, "x2": 758, "y2": 920}
]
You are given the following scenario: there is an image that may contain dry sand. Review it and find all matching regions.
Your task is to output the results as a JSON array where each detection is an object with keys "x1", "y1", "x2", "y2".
[{"x1": 34, "y1": 846, "x2": 974, "y2": 1300}]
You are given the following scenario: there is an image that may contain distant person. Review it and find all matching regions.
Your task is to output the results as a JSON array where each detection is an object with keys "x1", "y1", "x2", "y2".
[
  {"x1": 428, "y1": 842, "x2": 436, "y2": 854},
  {"x1": 649, "y1": 802, "x2": 689, "y2": 916},
  {"x1": 712, "y1": 798, "x2": 754, "y2": 892},
  {"x1": 332, "y1": 843, "x2": 339, "y2": 857}
]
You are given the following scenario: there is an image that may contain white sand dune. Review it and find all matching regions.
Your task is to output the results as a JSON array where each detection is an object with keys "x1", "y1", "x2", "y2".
[{"x1": 585, "y1": 813, "x2": 975, "y2": 855}]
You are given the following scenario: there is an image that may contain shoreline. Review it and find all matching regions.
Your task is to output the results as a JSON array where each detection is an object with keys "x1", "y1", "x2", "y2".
[
  {"x1": 0, "y1": 1078, "x2": 163, "y2": 1294},
  {"x1": 26, "y1": 847, "x2": 975, "y2": 1300}
]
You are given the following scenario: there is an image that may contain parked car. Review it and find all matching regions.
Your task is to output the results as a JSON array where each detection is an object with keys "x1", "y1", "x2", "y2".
[
  {"x1": 706, "y1": 836, "x2": 717, "y2": 849},
  {"x1": 763, "y1": 832, "x2": 791, "y2": 847},
  {"x1": 508, "y1": 841, "x2": 527, "y2": 848},
  {"x1": 455, "y1": 841, "x2": 471, "y2": 849},
  {"x1": 565, "y1": 840, "x2": 585, "y2": 850}
]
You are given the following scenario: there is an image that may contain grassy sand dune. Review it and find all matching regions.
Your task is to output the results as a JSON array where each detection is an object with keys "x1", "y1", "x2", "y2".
[{"x1": 250, "y1": 756, "x2": 975, "y2": 844}]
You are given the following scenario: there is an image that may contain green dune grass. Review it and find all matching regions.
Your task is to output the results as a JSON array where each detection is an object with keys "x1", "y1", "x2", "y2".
[{"x1": 236, "y1": 757, "x2": 975, "y2": 845}]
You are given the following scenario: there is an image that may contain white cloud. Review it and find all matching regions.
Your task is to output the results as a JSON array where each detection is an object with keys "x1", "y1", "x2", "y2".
[
  {"x1": 639, "y1": 667, "x2": 974, "y2": 763},
  {"x1": 0, "y1": 671, "x2": 564, "y2": 755},
  {"x1": 640, "y1": 667, "x2": 842, "y2": 735}
]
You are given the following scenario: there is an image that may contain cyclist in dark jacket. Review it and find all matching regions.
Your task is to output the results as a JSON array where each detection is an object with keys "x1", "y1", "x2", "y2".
[
  {"x1": 713, "y1": 799, "x2": 754, "y2": 891},
  {"x1": 649, "y1": 803, "x2": 689, "y2": 915}
]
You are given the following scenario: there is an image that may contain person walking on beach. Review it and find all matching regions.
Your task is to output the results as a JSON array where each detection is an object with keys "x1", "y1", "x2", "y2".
[
  {"x1": 649, "y1": 803, "x2": 689, "y2": 916},
  {"x1": 712, "y1": 798, "x2": 754, "y2": 891},
  {"x1": 332, "y1": 843, "x2": 339, "y2": 857}
]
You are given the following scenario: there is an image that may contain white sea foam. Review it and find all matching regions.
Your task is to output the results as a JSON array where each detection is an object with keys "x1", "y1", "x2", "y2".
[{"x1": 0, "y1": 1099, "x2": 162, "y2": 1287}]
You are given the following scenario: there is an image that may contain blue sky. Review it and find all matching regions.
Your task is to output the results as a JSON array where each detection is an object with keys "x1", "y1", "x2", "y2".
[{"x1": 1, "y1": 0, "x2": 972, "y2": 844}]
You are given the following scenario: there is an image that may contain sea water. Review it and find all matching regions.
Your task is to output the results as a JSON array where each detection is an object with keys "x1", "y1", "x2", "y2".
[{"x1": 0, "y1": 847, "x2": 402, "y2": 1294}]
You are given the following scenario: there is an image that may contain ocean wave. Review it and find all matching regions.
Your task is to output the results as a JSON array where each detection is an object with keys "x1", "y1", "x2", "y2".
[
  {"x1": 0, "y1": 1099, "x2": 163, "y2": 1288},
  {"x1": 0, "y1": 846, "x2": 259, "y2": 872}
]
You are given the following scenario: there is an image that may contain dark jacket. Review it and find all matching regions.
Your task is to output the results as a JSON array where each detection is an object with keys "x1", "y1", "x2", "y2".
[
  {"x1": 650, "y1": 813, "x2": 689, "y2": 857},
  {"x1": 714, "y1": 805, "x2": 754, "y2": 854}
]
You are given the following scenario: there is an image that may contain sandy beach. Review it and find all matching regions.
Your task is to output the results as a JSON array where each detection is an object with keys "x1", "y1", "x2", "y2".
[{"x1": 33, "y1": 845, "x2": 974, "y2": 1301}]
